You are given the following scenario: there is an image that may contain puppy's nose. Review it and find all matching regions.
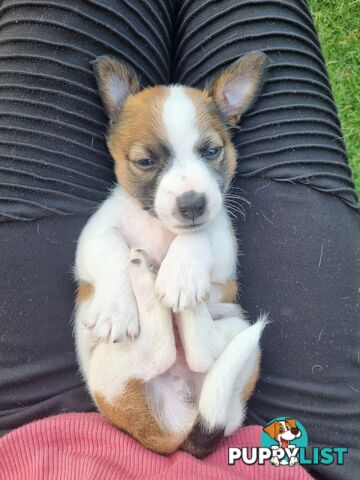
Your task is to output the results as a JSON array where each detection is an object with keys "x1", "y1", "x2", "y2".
[
  {"x1": 177, "y1": 192, "x2": 207, "y2": 221},
  {"x1": 291, "y1": 427, "x2": 299, "y2": 435}
]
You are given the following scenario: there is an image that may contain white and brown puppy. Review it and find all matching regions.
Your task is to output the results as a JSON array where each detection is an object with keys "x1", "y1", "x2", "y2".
[{"x1": 75, "y1": 53, "x2": 269, "y2": 457}]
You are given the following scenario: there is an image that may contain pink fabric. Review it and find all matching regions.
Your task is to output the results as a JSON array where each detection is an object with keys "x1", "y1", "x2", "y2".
[{"x1": 0, "y1": 413, "x2": 313, "y2": 480}]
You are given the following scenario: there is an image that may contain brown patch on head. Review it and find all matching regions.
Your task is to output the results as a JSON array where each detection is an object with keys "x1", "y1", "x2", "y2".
[
  {"x1": 92, "y1": 55, "x2": 171, "y2": 211},
  {"x1": 94, "y1": 378, "x2": 187, "y2": 455},
  {"x1": 107, "y1": 86, "x2": 171, "y2": 210},
  {"x1": 185, "y1": 87, "x2": 237, "y2": 188},
  {"x1": 76, "y1": 281, "x2": 94, "y2": 306}
]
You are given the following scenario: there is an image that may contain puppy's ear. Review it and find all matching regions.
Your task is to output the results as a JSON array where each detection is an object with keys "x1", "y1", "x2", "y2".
[
  {"x1": 263, "y1": 421, "x2": 277, "y2": 439},
  {"x1": 206, "y1": 52, "x2": 269, "y2": 126},
  {"x1": 92, "y1": 56, "x2": 140, "y2": 122},
  {"x1": 286, "y1": 418, "x2": 297, "y2": 429}
]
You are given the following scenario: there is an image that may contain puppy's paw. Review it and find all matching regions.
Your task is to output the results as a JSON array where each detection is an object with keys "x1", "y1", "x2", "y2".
[
  {"x1": 84, "y1": 286, "x2": 139, "y2": 342},
  {"x1": 156, "y1": 256, "x2": 210, "y2": 312}
]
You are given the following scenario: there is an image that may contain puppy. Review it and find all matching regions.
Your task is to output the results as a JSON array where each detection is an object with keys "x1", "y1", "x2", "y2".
[{"x1": 74, "y1": 52, "x2": 269, "y2": 456}]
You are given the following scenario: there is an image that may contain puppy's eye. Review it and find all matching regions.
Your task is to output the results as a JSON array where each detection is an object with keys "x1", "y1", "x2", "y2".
[
  {"x1": 135, "y1": 158, "x2": 156, "y2": 170},
  {"x1": 204, "y1": 146, "x2": 222, "y2": 160}
]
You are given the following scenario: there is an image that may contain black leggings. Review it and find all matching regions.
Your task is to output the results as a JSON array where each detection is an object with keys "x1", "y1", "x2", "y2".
[{"x1": 0, "y1": 1, "x2": 359, "y2": 479}]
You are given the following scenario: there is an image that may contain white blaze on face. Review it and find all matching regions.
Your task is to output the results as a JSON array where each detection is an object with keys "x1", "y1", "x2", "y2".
[
  {"x1": 278, "y1": 421, "x2": 296, "y2": 441},
  {"x1": 154, "y1": 86, "x2": 223, "y2": 233},
  {"x1": 162, "y1": 86, "x2": 199, "y2": 161}
]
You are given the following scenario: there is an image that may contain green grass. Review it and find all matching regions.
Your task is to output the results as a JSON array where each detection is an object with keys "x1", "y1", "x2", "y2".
[{"x1": 309, "y1": 0, "x2": 360, "y2": 196}]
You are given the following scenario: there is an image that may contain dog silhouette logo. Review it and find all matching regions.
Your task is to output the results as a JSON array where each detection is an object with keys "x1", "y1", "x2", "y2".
[
  {"x1": 228, "y1": 416, "x2": 348, "y2": 467},
  {"x1": 261, "y1": 417, "x2": 308, "y2": 466}
]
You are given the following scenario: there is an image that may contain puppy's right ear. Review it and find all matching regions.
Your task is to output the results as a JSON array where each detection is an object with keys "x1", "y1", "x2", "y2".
[{"x1": 92, "y1": 56, "x2": 140, "y2": 122}]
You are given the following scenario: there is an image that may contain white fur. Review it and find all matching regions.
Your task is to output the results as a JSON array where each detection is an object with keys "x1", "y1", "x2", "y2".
[
  {"x1": 154, "y1": 87, "x2": 223, "y2": 233},
  {"x1": 108, "y1": 77, "x2": 129, "y2": 112},
  {"x1": 75, "y1": 187, "x2": 174, "y2": 341},
  {"x1": 198, "y1": 316, "x2": 267, "y2": 432},
  {"x1": 155, "y1": 208, "x2": 236, "y2": 311},
  {"x1": 74, "y1": 85, "x2": 264, "y2": 447},
  {"x1": 86, "y1": 251, "x2": 176, "y2": 399},
  {"x1": 76, "y1": 249, "x2": 264, "y2": 440}
]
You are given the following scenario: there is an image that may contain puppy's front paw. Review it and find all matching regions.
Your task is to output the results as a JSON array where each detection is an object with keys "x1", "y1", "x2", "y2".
[
  {"x1": 156, "y1": 257, "x2": 210, "y2": 312},
  {"x1": 84, "y1": 287, "x2": 139, "y2": 342}
]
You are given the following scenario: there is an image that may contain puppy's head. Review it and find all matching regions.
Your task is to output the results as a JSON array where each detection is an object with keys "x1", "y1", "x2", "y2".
[
  {"x1": 93, "y1": 53, "x2": 269, "y2": 233},
  {"x1": 263, "y1": 418, "x2": 301, "y2": 445}
]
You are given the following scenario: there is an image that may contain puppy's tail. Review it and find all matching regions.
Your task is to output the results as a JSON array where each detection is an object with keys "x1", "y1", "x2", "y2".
[{"x1": 181, "y1": 315, "x2": 267, "y2": 458}]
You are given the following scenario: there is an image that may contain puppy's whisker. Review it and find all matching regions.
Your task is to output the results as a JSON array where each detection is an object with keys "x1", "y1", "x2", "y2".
[
  {"x1": 228, "y1": 185, "x2": 247, "y2": 193},
  {"x1": 226, "y1": 207, "x2": 246, "y2": 218},
  {"x1": 225, "y1": 196, "x2": 246, "y2": 205},
  {"x1": 225, "y1": 199, "x2": 246, "y2": 209},
  {"x1": 224, "y1": 204, "x2": 246, "y2": 220},
  {"x1": 225, "y1": 193, "x2": 251, "y2": 207},
  {"x1": 225, "y1": 199, "x2": 248, "y2": 212}
]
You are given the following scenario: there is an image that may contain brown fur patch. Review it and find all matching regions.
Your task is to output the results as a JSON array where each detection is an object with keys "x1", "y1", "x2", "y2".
[
  {"x1": 107, "y1": 86, "x2": 169, "y2": 198},
  {"x1": 221, "y1": 279, "x2": 238, "y2": 303},
  {"x1": 76, "y1": 281, "x2": 94, "y2": 306},
  {"x1": 94, "y1": 379, "x2": 187, "y2": 455}
]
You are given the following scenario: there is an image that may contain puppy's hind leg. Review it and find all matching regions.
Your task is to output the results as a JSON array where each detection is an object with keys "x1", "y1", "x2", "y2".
[
  {"x1": 89, "y1": 249, "x2": 181, "y2": 455},
  {"x1": 127, "y1": 248, "x2": 176, "y2": 371},
  {"x1": 176, "y1": 302, "x2": 249, "y2": 373},
  {"x1": 176, "y1": 303, "x2": 232, "y2": 373}
]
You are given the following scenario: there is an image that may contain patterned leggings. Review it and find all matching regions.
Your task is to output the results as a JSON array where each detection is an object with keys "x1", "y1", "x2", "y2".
[{"x1": 0, "y1": 1, "x2": 358, "y2": 478}]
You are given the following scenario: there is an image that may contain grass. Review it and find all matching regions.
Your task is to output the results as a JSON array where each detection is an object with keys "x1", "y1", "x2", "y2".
[{"x1": 309, "y1": 0, "x2": 360, "y2": 196}]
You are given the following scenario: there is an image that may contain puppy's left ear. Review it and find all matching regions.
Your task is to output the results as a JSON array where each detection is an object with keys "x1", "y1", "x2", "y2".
[
  {"x1": 92, "y1": 56, "x2": 140, "y2": 123},
  {"x1": 206, "y1": 52, "x2": 269, "y2": 126},
  {"x1": 263, "y1": 422, "x2": 277, "y2": 439}
]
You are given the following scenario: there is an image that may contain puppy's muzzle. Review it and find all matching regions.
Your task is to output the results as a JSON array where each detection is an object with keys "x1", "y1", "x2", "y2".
[{"x1": 177, "y1": 191, "x2": 207, "y2": 221}]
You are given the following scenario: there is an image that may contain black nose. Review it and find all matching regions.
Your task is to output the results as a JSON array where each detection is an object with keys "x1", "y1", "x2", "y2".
[
  {"x1": 177, "y1": 192, "x2": 207, "y2": 221},
  {"x1": 291, "y1": 427, "x2": 299, "y2": 435}
]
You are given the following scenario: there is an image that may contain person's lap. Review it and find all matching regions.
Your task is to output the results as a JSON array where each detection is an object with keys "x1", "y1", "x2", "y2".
[{"x1": 0, "y1": 1, "x2": 358, "y2": 479}]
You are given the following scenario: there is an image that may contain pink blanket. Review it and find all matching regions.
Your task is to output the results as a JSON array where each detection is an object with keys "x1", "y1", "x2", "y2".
[{"x1": 0, "y1": 413, "x2": 313, "y2": 479}]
